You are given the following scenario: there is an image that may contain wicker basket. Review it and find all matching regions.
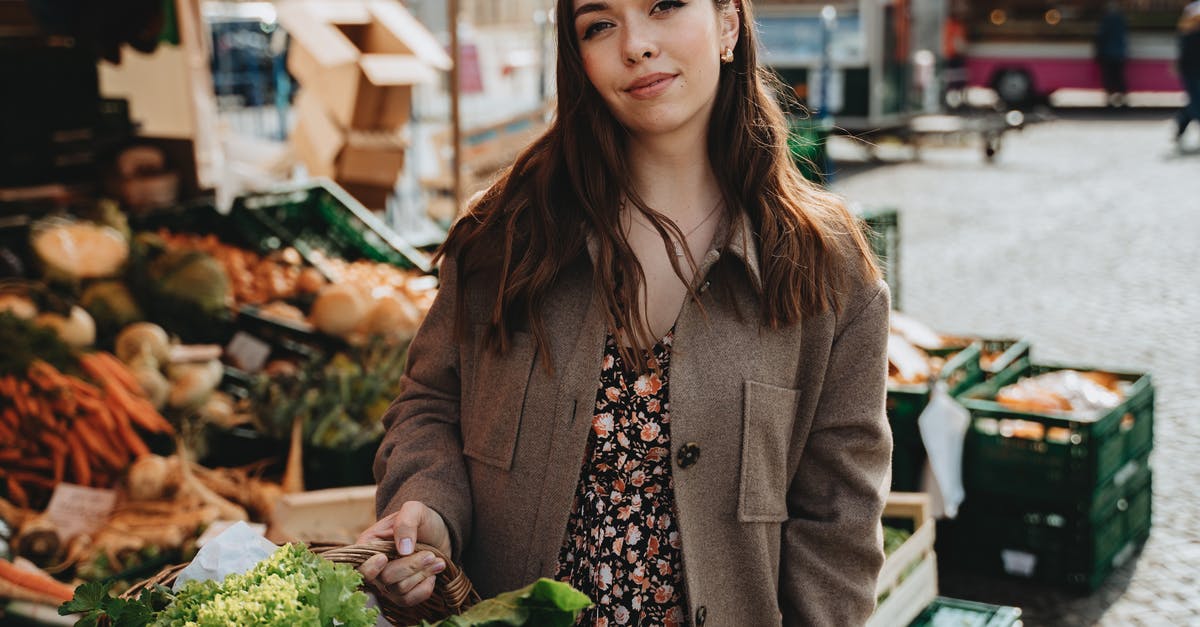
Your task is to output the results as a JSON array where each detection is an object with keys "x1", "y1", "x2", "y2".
[{"x1": 120, "y1": 539, "x2": 480, "y2": 626}]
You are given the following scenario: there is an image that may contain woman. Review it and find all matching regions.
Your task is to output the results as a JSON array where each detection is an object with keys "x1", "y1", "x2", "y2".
[{"x1": 357, "y1": 0, "x2": 893, "y2": 624}]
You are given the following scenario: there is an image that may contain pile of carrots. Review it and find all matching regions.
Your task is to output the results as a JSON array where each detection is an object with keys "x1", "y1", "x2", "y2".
[{"x1": 0, "y1": 351, "x2": 173, "y2": 509}]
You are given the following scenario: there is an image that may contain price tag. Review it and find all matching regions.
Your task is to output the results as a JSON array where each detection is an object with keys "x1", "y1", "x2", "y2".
[
  {"x1": 44, "y1": 483, "x2": 117, "y2": 541},
  {"x1": 225, "y1": 331, "x2": 272, "y2": 373},
  {"x1": 1001, "y1": 549, "x2": 1037, "y2": 578}
]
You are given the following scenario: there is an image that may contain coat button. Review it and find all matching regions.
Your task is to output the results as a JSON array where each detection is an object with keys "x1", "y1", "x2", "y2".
[
  {"x1": 696, "y1": 606, "x2": 708, "y2": 625},
  {"x1": 677, "y1": 442, "x2": 700, "y2": 468},
  {"x1": 699, "y1": 280, "x2": 711, "y2": 294}
]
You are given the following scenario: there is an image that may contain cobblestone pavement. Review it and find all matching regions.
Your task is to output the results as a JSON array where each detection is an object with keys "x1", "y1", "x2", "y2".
[{"x1": 830, "y1": 108, "x2": 1200, "y2": 626}]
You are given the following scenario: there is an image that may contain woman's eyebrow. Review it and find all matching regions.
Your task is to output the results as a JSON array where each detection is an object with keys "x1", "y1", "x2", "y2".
[{"x1": 574, "y1": 1, "x2": 609, "y2": 20}]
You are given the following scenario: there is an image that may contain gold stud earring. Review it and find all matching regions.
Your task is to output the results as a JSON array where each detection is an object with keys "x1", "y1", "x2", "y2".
[{"x1": 721, "y1": 47, "x2": 734, "y2": 64}]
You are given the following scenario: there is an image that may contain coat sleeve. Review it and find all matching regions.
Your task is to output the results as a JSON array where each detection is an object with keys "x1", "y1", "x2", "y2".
[
  {"x1": 373, "y1": 255, "x2": 472, "y2": 561},
  {"x1": 780, "y1": 279, "x2": 893, "y2": 626}
]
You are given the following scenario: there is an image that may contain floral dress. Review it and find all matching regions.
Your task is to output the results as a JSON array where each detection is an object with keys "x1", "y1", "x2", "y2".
[{"x1": 555, "y1": 330, "x2": 688, "y2": 627}]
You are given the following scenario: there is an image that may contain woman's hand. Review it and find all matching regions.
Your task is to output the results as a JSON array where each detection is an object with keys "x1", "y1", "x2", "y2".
[{"x1": 356, "y1": 501, "x2": 453, "y2": 607}]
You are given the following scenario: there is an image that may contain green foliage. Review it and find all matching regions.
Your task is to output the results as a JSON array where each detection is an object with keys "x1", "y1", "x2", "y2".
[
  {"x1": 59, "y1": 581, "x2": 170, "y2": 627},
  {"x1": 415, "y1": 579, "x2": 591, "y2": 627},
  {"x1": 0, "y1": 311, "x2": 76, "y2": 376},
  {"x1": 250, "y1": 341, "x2": 407, "y2": 450}
]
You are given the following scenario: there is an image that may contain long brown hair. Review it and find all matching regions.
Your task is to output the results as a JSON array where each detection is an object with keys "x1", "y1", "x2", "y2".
[{"x1": 436, "y1": 0, "x2": 879, "y2": 369}]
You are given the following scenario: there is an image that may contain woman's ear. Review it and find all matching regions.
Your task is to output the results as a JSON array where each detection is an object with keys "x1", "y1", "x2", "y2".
[{"x1": 720, "y1": 3, "x2": 741, "y2": 52}]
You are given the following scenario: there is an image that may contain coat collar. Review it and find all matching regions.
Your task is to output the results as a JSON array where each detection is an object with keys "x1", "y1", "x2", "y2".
[{"x1": 584, "y1": 208, "x2": 763, "y2": 293}]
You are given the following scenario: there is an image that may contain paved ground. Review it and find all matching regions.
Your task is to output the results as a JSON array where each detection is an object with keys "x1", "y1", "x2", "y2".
[{"x1": 831, "y1": 107, "x2": 1200, "y2": 626}]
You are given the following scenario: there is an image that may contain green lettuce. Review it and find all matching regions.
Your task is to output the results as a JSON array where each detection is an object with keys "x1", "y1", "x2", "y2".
[{"x1": 415, "y1": 578, "x2": 591, "y2": 627}]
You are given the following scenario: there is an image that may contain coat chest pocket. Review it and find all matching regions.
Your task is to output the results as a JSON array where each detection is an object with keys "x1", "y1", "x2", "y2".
[
  {"x1": 738, "y1": 380, "x2": 801, "y2": 523},
  {"x1": 461, "y1": 327, "x2": 536, "y2": 470}
]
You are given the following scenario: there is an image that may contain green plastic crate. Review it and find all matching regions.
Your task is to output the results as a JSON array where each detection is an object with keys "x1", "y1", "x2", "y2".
[
  {"x1": 908, "y1": 597, "x2": 1022, "y2": 627},
  {"x1": 887, "y1": 343, "x2": 985, "y2": 491},
  {"x1": 940, "y1": 465, "x2": 1152, "y2": 591},
  {"x1": 230, "y1": 179, "x2": 432, "y2": 272},
  {"x1": 787, "y1": 115, "x2": 830, "y2": 185},
  {"x1": 959, "y1": 359, "x2": 1154, "y2": 502},
  {"x1": 975, "y1": 338, "x2": 1031, "y2": 378},
  {"x1": 857, "y1": 207, "x2": 900, "y2": 310}
]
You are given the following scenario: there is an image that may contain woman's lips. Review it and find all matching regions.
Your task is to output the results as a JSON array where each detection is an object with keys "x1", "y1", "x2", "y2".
[{"x1": 626, "y1": 74, "x2": 676, "y2": 99}]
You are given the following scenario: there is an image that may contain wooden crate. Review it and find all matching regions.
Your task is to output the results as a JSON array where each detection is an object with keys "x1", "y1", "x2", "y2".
[{"x1": 867, "y1": 492, "x2": 939, "y2": 627}]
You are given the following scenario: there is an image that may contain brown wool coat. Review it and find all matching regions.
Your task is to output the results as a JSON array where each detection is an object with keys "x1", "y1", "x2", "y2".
[{"x1": 374, "y1": 211, "x2": 893, "y2": 626}]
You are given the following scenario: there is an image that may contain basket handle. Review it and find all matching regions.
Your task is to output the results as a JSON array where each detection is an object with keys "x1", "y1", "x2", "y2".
[{"x1": 315, "y1": 539, "x2": 479, "y2": 623}]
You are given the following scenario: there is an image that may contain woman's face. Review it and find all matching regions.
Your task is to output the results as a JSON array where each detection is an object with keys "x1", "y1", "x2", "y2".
[{"x1": 571, "y1": 0, "x2": 739, "y2": 140}]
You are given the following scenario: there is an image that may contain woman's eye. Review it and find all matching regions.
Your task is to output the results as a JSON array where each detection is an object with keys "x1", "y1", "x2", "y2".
[
  {"x1": 582, "y1": 20, "x2": 613, "y2": 39},
  {"x1": 651, "y1": 0, "x2": 686, "y2": 14}
]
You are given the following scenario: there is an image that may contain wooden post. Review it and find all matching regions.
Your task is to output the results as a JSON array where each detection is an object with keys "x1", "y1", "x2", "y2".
[{"x1": 448, "y1": 0, "x2": 462, "y2": 215}]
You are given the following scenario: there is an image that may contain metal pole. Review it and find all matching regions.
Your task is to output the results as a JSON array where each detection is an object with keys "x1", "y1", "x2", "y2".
[{"x1": 449, "y1": 0, "x2": 462, "y2": 215}]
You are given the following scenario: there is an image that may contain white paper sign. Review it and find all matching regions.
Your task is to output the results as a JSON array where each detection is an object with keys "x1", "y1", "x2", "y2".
[{"x1": 44, "y1": 483, "x2": 117, "y2": 541}]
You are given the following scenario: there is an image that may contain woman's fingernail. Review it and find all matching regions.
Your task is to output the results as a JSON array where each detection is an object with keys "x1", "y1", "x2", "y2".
[
  {"x1": 432, "y1": 560, "x2": 446, "y2": 574},
  {"x1": 421, "y1": 553, "x2": 436, "y2": 566},
  {"x1": 399, "y1": 538, "x2": 414, "y2": 555}
]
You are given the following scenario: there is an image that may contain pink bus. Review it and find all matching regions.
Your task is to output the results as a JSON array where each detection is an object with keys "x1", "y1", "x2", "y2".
[{"x1": 964, "y1": 0, "x2": 1187, "y2": 105}]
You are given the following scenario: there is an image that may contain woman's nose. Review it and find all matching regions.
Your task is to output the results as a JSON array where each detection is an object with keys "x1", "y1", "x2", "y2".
[{"x1": 623, "y1": 25, "x2": 658, "y2": 65}]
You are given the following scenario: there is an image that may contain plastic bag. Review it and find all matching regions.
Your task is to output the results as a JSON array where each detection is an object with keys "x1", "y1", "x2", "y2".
[
  {"x1": 172, "y1": 521, "x2": 277, "y2": 592},
  {"x1": 918, "y1": 381, "x2": 970, "y2": 518}
]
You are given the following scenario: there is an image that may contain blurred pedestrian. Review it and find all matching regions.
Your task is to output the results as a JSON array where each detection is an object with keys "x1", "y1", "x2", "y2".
[
  {"x1": 1095, "y1": 1, "x2": 1129, "y2": 107},
  {"x1": 1176, "y1": 1, "x2": 1200, "y2": 145},
  {"x1": 943, "y1": 6, "x2": 969, "y2": 109}
]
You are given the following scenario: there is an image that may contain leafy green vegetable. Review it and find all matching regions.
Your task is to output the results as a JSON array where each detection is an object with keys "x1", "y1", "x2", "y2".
[
  {"x1": 61, "y1": 544, "x2": 376, "y2": 627},
  {"x1": 0, "y1": 311, "x2": 76, "y2": 376},
  {"x1": 415, "y1": 578, "x2": 591, "y2": 627},
  {"x1": 59, "y1": 581, "x2": 169, "y2": 627},
  {"x1": 883, "y1": 525, "x2": 912, "y2": 556},
  {"x1": 154, "y1": 543, "x2": 377, "y2": 627}
]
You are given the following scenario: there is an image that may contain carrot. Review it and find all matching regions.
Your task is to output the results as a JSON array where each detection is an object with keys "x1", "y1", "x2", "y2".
[
  {"x1": 113, "y1": 413, "x2": 151, "y2": 457},
  {"x1": 73, "y1": 421, "x2": 124, "y2": 470},
  {"x1": 39, "y1": 431, "x2": 68, "y2": 458},
  {"x1": 52, "y1": 449, "x2": 65, "y2": 483},
  {"x1": 5, "y1": 476, "x2": 28, "y2": 508},
  {"x1": 86, "y1": 402, "x2": 117, "y2": 433},
  {"x1": 0, "y1": 408, "x2": 16, "y2": 429},
  {"x1": 98, "y1": 352, "x2": 145, "y2": 393},
  {"x1": 29, "y1": 361, "x2": 70, "y2": 388},
  {"x1": 9, "y1": 471, "x2": 54, "y2": 489},
  {"x1": 65, "y1": 433, "x2": 91, "y2": 486},
  {"x1": 0, "y1": 376, "x2": 16, "y2": 399},
  {"x1": 0, "y1": 558, "x2": 76, "y2": 604},
  {"x1": 81, "y1": 352, "x2": 139, "y2": 396},
  {"x1": 105, "y1": 382, "x2": 173, "y2": 435},
  {"x1": 67, "y1": 376, "x2": 102, "y2": 400},
  {"x1": 8, "y1": 458, "x2": 52, "y2": 472},
  {"x1": 26, "y1": 362, "x2": 63, "y2": 393},
  {"x1": 0, "y1": 448, "x2": 20, "y2": 462},
  {"x1": 95, "y1": 421, "x2": 129, "y2": 462},
  {"x1": 73, "y1": 390, "x2": 106, "y2": 415}
]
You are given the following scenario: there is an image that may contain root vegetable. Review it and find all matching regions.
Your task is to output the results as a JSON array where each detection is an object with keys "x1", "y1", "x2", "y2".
[
  {"x1": 0, "y1": 294, "x2": 36, "y2": 319},
  {"x1": 167, "y1": 360, "x2": 223, "y2": 409},
  {"x1": 34, "y1": 306, "x2": 95, "y2": 348},
  {"x1": 126, "y1": 454, "x2": 182, "y2": 501},
  {"x1": 115, "y1": 322, "x2": 171, "y2": 365},
  {"x1": 310, "y1": 284, "x2": 368, "y2": 337},
  {"x1": 130, "y1": 356, "x2": 170, "y2": 410}
]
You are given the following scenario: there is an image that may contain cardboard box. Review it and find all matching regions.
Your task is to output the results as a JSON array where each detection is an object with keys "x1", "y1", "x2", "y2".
[
  {"x1": 292, "y1": 91, "x2": 406, "y2": 187},
  {"x1": 279, "y1": 1, "x2": 447, "y2": 130},
  {"x1": 338, "y1": 180, "x2": 393, "y2": 211}
]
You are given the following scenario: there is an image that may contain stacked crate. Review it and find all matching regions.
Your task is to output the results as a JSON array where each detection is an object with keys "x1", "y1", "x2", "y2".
[{"x1": 940, "y1": 358, "x2": 1155, "y2": 590}]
